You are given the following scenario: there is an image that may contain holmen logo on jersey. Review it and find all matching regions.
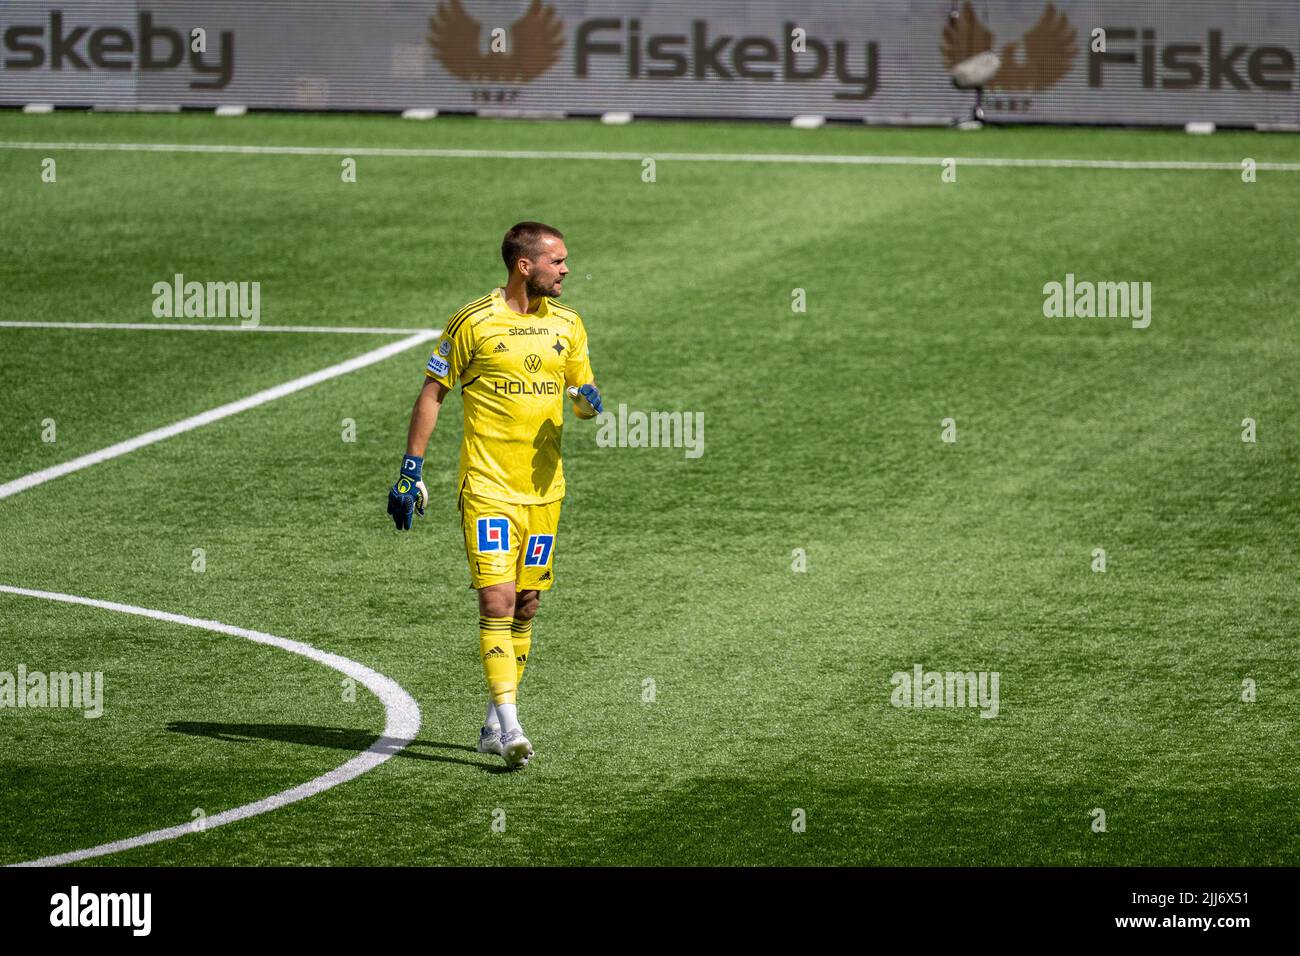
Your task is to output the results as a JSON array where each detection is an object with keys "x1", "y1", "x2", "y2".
[
  {"x1": 493, "y1": 380, "x2": 560, "y2": 395},
  {"x1": 0, "y1": 11, "x2": 234, "y2": 89},
  {"x1": 428, "y1": 1, "x2": 880, "y2": 101}
]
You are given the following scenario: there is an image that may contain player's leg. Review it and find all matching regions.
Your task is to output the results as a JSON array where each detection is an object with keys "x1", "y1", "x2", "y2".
[
  {"x1": 478, "y1": 580, "x2": 518, "y2": 722},
  {"x1": 488, "y1": 577, "x2": 532, "y2": 768},
  {"x1": 499, "y1": 500, "x2": 559, "y2": 765},
  {"x1": 514, "y1": 498, "x2": 561, "y2": 689},
  {"x1": 511, "y1": 589, "x2": 539, "y2": 688},
  {"x1": 493, "y1": 587, "x2": 539, "y2": 766},
  {"x1": 461, "y1": 493, "x2": 526, "y2": 763},
  {"x1": 481, "y1": 587, "x2": 504, "y2": 739},
  {"x1": 478, "y1": 581, "x2": 527, "y2": 746}
]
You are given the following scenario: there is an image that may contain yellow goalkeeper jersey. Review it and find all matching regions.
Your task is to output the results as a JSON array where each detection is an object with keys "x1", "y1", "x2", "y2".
[{"x1": 425, "y1": 287, "x2": 595, "y2": 505}]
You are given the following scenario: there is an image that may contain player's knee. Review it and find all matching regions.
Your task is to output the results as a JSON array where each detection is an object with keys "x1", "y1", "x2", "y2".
[
  {"x1": 514, "y1": 589, "x2": 539, "y2": 620},
  {"x1": 478, "y1": 583, "x2": 516, "y2": 618}
]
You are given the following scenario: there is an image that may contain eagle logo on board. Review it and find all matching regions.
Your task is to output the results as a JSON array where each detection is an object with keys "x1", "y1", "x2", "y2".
[
  {"x1": 941, "y1": 2, "x2": 1076, "y2": 92},
  {"x1": 427, "y1": 0, "x2": 565, "y2": 84}
]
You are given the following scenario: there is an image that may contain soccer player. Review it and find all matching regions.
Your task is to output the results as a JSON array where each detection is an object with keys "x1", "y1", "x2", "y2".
[{"x1": 387, "y1": 222, "x2": 603, "y2": 770}]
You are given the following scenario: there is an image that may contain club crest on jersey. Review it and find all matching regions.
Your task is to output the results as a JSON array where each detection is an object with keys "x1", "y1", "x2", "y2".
[
  {"x1": 477, "y1": 517, "x2": 510, "y2": 553},
  {"x1": 523, "y1": 534, "x2": 554, "y2": 566}
]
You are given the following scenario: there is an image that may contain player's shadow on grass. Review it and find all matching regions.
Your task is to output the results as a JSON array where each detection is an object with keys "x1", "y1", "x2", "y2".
[{"x1": 167, "y1": 722, "x2": 498, "y2": 769}]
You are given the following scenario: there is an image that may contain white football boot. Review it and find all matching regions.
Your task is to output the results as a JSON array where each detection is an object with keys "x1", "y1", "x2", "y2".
[
  {"x1": 500, "y1": 728, "x2": 533, "y2": 769},
  {"x1": 477, "y1": 725, "x2": 503, "y2": 756}
]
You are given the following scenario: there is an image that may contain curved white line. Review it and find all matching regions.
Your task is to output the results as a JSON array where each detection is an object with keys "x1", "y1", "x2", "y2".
[{"x1": 0, "y1": 584, "x2": 421, "y2": 867}]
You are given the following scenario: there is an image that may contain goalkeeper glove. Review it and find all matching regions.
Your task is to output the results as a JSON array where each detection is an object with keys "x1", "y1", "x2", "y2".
[
  {"x1": 387, "y1": 455, "x2": 427, "y2": 531},
  {"x1": 567, "y1": 383, "x2": 604, "y2": 418}
]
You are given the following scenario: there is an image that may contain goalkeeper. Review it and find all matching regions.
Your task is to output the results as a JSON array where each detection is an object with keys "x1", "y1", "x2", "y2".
[{"x1": 387, "y1": 221, "x2": 603, "y2": 770}]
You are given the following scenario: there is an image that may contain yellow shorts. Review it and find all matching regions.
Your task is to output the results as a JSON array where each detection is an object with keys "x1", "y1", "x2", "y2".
[{"x1": 458, "y1": 490, "x2": 562, "y2": 591}]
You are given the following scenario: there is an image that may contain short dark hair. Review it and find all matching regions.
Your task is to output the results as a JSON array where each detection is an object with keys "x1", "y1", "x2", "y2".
[{"x1": 502, "y1": 221, "x2": 564, "y2": 273}]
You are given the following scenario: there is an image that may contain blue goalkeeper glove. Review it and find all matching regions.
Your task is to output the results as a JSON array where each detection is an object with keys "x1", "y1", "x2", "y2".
[
  {"x1": 387, "y1": 455, "x2": 427, "y2": 531},
  {"x1": 566, "y1": 383, "x2": 604, "y2": 418}
]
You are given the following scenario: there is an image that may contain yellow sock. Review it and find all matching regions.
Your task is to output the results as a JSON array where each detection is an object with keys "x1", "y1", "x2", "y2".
[
  {"x1": 511, "y1": 618, "x2": 533, "y2": 686},
  {"x1": 479, "y1": 616, "x2": 516, "y2": 705}
]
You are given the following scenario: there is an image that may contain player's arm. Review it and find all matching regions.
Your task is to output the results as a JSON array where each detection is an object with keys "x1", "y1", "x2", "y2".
[
  {"x1": 406, "y1": 377, "x2": 448, "y2": 457},
  {"x1": 564, "y1": 316, "x2": 602, "y2": 419},
  {"x1": 387, "y1": 377, "x2": 447, "y2": 531},
  {"x1": 388, "y1": 316, "x2": 470, "y2": 530}
]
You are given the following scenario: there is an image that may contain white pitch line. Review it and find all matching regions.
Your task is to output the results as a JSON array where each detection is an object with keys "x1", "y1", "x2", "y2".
[
  {"x1": 0, "y1": 584, "x2": 421, "y2": 867},
  {"x1": 0, "y1": 329, "x2": 439, "y2": 500},
  {"x1": 1, "y1": 140, "x2": 1298, "y2": 172},
  {"x1": 0, "y1": 321, "x2": 437, "y2": 335}
]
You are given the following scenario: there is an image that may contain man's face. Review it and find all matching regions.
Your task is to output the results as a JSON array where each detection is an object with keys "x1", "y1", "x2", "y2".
[{"x1": 522, "y1": 237, "x2": 569, "y2": 299}]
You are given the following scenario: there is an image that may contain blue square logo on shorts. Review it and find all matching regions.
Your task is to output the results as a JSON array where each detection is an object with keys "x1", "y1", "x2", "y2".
[
  {"x1": 524, "y1": 534, "x2": 554, "y2": 566},
  {"x1": 477, "y1": 517, "x2": 510, "y2": 553}
]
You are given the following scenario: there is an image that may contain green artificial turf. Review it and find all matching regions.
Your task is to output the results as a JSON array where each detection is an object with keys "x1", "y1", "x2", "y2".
[{"x1": 0, "y1": 111, "x2": 1296, "y2": 865}]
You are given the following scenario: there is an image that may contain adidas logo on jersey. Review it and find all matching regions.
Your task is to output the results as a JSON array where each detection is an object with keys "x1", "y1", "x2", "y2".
[{"x1": 493, "y1": 342, "x2": 509, "y2": 353}]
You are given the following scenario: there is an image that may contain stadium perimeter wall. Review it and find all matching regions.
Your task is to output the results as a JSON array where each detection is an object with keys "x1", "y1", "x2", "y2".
[{"x1": 0, "y1": 1, "x2": 1297, "y2": 128}]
